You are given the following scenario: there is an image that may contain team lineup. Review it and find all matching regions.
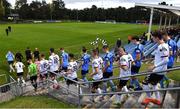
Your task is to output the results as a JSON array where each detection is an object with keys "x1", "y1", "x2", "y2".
[{"x1": 5, "y1": 28, "x2": 179, "y2": 105}]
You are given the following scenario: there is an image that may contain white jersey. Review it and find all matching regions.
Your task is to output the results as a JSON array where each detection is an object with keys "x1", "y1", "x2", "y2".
[
  {"x1": 49, "y1": 54, "x2": 60, "y2": 72},
  {"x1": 119, "y1": 54, "x2": 133, "y2": 80},
  {"x1": 67, "y1": 61, "x2": 78, "y2": 79},
  {"x1": 92, "y1": 57, "x2": 103, "y2": 80},
  {"x1": 153, "y1": 43, "x2": 169, "y2": 74},
  {"x1": 15, "y1": 62, "x2": 24, "y2": 73},
  {"x1": 40, "y1": 59, "x2": 49, "y2": 74}
]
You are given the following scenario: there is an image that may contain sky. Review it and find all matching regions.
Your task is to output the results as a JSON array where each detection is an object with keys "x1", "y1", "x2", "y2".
[{"x1": 8, "y1": 0, "x2": 180, "y2": 9}]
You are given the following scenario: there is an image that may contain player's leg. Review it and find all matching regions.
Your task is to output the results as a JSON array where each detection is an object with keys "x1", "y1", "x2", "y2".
[{"x1": 115, "y1": 80, "x2": 128, "y2": 104}]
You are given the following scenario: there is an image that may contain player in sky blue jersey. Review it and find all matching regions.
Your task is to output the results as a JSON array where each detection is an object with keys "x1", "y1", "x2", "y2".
[
  {"x1": 6, "y1": 51, "x2": 15, "y2": 72},
  {"x1": 130, "y1": 36, "x2": 143, "y2": 90},
  {"x1": 81, "y1": 47, "x2": 91, "y2": 82},
  {"x1": 161, "y1": 31, "x2": 177, "y2": 88},
  {"x1": 102, "y1": 45, "x2": 116, "y2": 92},
  {"x1": 60, "y1": 48, "x2": 69, "y2": 72}
]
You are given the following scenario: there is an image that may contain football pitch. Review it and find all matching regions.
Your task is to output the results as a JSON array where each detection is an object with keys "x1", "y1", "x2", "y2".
[
  {"x1": 0, "y1": 22, "x2": 179, "y2": 83},
  {"x1": 0, "y1": 22, "x2": 180, "y2": 108}
]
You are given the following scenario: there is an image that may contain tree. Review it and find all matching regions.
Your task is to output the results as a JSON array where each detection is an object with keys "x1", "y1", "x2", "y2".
[
  {"x1": 2, "y1": 0, "x2": 11, "y2": 16},
  {"x1": 0, "y1": 0, "x2": 5, "y2": 19},
  {"x1": 15, "y1": 0, "x2": 27, "y2": 9}
]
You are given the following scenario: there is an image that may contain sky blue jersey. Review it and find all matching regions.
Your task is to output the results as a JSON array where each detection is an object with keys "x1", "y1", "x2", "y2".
[
  {"x1": 61, "y1": 52, "x2": 69, "y2": 68},
  {"x1": 103, "y1": 52, "x2": 114, "y2": 73},
  {"x1": 6, "y1": 52, "x2": 14, "y2": 61},
  {"x1": 167, "y1": 39, "x2": 177, "y2": 68},
  {"x1": 132, "y1": 44, "x2": 144, "y2": 67},
  {"x1": 81, "y1": 53, "x2": 91, "y2": 71}
]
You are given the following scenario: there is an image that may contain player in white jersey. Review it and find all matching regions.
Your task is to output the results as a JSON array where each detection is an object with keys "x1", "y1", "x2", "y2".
[
  {"x1": 64, "y1": 53, "x2": 82, "y2": 93},
  {"x1": 115, "y1": 47, "x2": 134, "y2": 104},
  {"x1": 14, "y1": 59, "x2": 26, "y2": 85},
  {"x1": 49, "y1": 48, "x2": 60, "y2": 74},
  {"x1": 90, "y1": 48, "x2": 103, "y2": 95},
  {"x1": 39, "y1": 54, "x2": 49, "y2": 87},
  {"x1": 65, "y1": 53, "x2": 78, "y2": 86},
  {"x1": 142, "y1": 31, "x2": 169, "y2": 103},
  {"x1": 48, "y1": 48, "x2": 60, "y2": 89}
]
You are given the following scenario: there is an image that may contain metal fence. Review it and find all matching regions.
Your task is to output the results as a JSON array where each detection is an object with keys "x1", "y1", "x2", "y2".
[
  {"x1": 0, "y1": 75, "x2": 17, "y2": 103},
  {"x1": 47, "y1": 66, "x2": 180, "y2": 108}
]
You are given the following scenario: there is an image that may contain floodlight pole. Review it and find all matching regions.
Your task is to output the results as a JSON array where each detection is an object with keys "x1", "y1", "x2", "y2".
[
  {"x1": 168, "y1": 16, "x2": 172, "y2": 28},
  {"x1": 177, "y1": 16, "x2": 179, "y2": 25},
  {"x1": 159, "y1": 15, "x2": 163, "y2": 29},
  {"x1": 164, "y1": 15, "x2": 167, "y2": 28},
  {"x1": 147, "y1": 7, "x2": 154, "y2": 41}
]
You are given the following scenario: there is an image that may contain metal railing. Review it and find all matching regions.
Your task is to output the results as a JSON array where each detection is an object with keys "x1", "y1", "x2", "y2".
[
  {"x1": 47, "y1": 66, "x2": 180, "y2": 108},
  {"x1": 0, "y1": 75, "x2": 17, "y2": 103}
]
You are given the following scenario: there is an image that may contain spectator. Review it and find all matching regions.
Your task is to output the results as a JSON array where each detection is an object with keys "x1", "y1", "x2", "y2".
[
  {"x1": 8, "y1": 26, "x2": 11, "y2": 32},
  {"x1": 5, "y1": 28, "x2": 9, "y2": 36},
  {"x1": 177, "y1": 39, "x2": 180, "y2": 62}
]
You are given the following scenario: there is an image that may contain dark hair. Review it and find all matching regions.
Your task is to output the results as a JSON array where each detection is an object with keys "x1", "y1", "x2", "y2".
[
  {"x1": 132, "y1": 36, "x2": 140, "y2": 41},
  {"x1": 161, "y1": 31, "x2": 168, "y2": 36},
  {"x1": 82, "y1": 46, "x2": 87, "y2": 53},
  {"x1": 60, "y1": 48, "x2": 64, "y2": 50},
  {"x1": 102, "y1": 45, "x2": 109, "y2": 49},
  {"x1": 41, "y1": 54, "x2": 45, "y2": 58},
  {"x1": 92, "y1": 48, "x2": 98, "y2": 55},
  {"x1": 69, "y1": 53, "x2": 74, "y2": 58},
  {"x1": 152, "y1": 31, "x2": 163, "y2": 40},
  {"x1": 27, "y1": 47, "x2": 30, "y2": 49},
  {"x1": 50, "y1": 48, "x2": 54, "y2": 53}
]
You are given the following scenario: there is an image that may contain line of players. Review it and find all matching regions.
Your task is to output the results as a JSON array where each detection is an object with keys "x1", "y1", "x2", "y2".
[{"x1": 5, "y1": 30, "x2": 178, "y2": 104}]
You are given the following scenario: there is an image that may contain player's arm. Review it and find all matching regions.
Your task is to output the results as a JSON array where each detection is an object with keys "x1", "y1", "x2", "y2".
[
  {"x1": 103, "y1": 59, "x2": 110, "y2": 72},
  {"x1": 90, "y1": 67, "x2": 98, "y2": 77}
]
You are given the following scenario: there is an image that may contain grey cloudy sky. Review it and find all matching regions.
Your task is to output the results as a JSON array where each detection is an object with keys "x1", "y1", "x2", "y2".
[{"x1": 8, "y1": 0, "x2": 180, "y2": 9}]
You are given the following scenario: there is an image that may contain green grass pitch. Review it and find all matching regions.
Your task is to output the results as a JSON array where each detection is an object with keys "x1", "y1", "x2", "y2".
[{"x1": 0, "y1": 22, "x2": 179, "y2": 108}]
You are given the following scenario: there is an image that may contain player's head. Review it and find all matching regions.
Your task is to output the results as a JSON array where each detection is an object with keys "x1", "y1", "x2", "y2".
[
  {"x1": 35, "y1": 48, "x2": 38, "y2": 51},
  {"x1": 50, "y1": 48, "x2": 54, "y2": 54},
  {"x1": 69, "y1": 53, "x2": 74, "y2": 60},
  {"x1": 118, "y1": 47, "x2": 126, "y2": 56},
  {"x1": 102, "y1": 45, "x2": 109, "y2": 52},
  {"x1": 152, "y1": 31, "x2": 163, "y2": 43},
  {"x1": 132, "y1": 36, "x2": 140, "y2": 44},
  {"x1": 27, "y1": 47, "x2": 30, "y2": 50},
  {"x1": 28, "y1": 58, "x2": 33, "y2": 64},
  {"x1": 60, "y1": 48, "x2": 64, "y2": 52},
  {"x1": 92, "y1": 48, "x2": 99, "y2": 57},
  {"x1": 41, "y1": 54, "x2": 45, "y2": 59},
  {"x1": 161, "y1": 30, "x2": 170, "y2": 41},
  {"x1": 82, "y1": 46, "x2": 87, "y2": 53}
]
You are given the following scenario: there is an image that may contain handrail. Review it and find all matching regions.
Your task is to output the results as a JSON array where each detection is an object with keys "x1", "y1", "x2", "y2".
[
  {"x1": 78, "y1": 66, "x2": 180, "y2": 84},
  {"x1": 0, "y1": 81, "x2": 16, "y2": 88},
  {"x1": 80, "y1": 87, "x2": 180, "y2": 96},
  {"x1": 49, "y1": 66, "x2": 180, "y2": 84}
]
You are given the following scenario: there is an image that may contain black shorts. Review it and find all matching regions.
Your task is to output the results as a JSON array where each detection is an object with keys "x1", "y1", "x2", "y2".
[
  {"x1": 30, "y1": 75, "x2": 37, "y2": 82},
  {"x1": 118, "y1": 80, "x2": 128, "y2": 87},
  {"x1": 147, "y1": 74, "x2": 164, "y2": 85},
  {"x1": 17, "y1": 72, "x2": 23, "y2": 77},
  {"x1": 92, "y1": 79, "x2": 102, "y2": 90},
  {"x1": 62, "y1": 67, "x2": 68, "y2": 72},
  {"x1": 81, "y1": 70, "x2": 88, "y2": 75},
  {"x1": 66, "y1": 78, "x2": 78, "y2": 86},
  {"x1": 131, "y1": 65, "x2": 141, "y2": 75},
  {"x1": 40, "y1": 73, "x2": 48, "y2": 79},
  {"x1": 8, "y1": 61, "x2": 13, "y2": 65},
  {"x1": 103, "y1": 72, "x2": 113, "y2": 79}
]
